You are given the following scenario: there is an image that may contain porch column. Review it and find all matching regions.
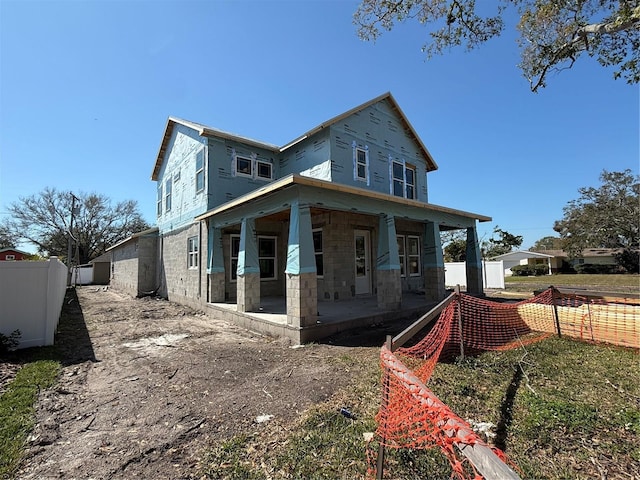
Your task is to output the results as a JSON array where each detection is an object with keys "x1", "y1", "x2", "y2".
[
  {"x1": 237, "y1": 217, "x2": 260, "y2": 312},
  {"x1": 423, "y1": 221, "x2": 446, "y2": 301},
  {"x1": 465, "y1": 226, "x2": 484, "y2": 294},
  {"x1": 285, "y1": 201, "x2": 317, "y2": 328},
  {"x1": 207, "y1": 224, "x2": 225, "y2": 302},
  {"x1": 376, "y1": 214, "x2": 401, "y2": 310}
]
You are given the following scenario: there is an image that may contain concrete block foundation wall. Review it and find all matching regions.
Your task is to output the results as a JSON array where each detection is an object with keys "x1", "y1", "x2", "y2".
[
  {"x1": 158, "y1": 223, "x2": 205, "y2": 309},
  {"x1": 111, "y1": 242, "x2": 142, "y2": 297},
  {"x1": 137, "y1": 235, "x2": 158, "y2": 295}
]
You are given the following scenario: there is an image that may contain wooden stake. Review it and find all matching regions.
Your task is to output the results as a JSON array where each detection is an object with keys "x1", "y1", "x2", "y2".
[
  {"x1": 376, "y1": 335, "x2": 393, "y2": 480},
  {"x1": 551, "y1": 286, "x2": 562, "y2": 338}
]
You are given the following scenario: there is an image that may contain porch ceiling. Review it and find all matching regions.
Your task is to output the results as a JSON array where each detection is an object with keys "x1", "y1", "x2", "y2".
[{"x1": 196, "y1": 174, "x2": 491, "y2": 229}]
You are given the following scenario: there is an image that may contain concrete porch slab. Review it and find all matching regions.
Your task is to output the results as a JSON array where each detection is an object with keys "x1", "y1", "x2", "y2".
[{"x1": 206, "y1": 291, "x2": 438, "y2": 345}]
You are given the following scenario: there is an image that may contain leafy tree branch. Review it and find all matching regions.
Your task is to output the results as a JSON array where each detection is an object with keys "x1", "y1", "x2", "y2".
[{"x1": 354, "y1": 0, "x2": 640, "y2": 91}]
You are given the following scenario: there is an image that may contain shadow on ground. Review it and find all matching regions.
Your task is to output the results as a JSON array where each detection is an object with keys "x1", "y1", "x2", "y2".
[
  {"x1": 53, "y1": 287, "x2": 97, "y2": 366},
  {"x1": 322, "y1": 315, "x2": 425, "y2": 348}
]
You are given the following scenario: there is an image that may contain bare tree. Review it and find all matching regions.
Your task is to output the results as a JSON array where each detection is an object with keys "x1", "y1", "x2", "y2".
[
  {"x1": 0, "y1": 224, "x2": 17, "y2": 249},
  {"x1": 1, "y1": 188, "x2": 149, "y2": 264}
]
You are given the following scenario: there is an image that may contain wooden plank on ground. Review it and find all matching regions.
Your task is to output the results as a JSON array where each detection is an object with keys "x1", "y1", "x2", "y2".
[
  {"x1": 392, "y1": 292, "x2": 456, "y2": 351},
  {"x1": 382, "y1": 346, "x2": 521, "y2": 480}
]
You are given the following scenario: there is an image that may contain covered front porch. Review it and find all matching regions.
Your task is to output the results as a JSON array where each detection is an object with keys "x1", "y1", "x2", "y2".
[{"x1": 197, "y1": 174, "x2": 490, "y2": 344}]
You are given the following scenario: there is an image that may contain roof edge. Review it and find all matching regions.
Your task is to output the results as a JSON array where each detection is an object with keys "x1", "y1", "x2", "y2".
[
  {"x1": 195, "y1": 174, "x2": 490, "y2": 223},
  {"x1": 106, "y1": 227, "x2": 159, "y2": 252},
  {"x1": 279, "y1": 93, "x2": 438, "y2": 171}
]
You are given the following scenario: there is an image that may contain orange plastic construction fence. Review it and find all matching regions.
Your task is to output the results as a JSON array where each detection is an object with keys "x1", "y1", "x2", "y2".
[{"x1": 370, "y1": 288, "x2": 639, "y2": 479}]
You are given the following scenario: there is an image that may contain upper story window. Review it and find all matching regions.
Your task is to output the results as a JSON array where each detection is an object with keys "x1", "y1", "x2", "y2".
[
  {"x1": 353, "y1": 144, "x2": 369, "y2": 184},
  {"x1": 405, "y1": 164, "x2": 416, "y2": 199},
  {"x1": 233, "y1": 152, "x2": 273, "y2": 181},
  {"x1": 257, "y1": 161, "x2": 272, "y2": 180},
  {"x1": 195, "y1": 149, "x2": 205, "y2": 192},
  {"x1": 157, "y1": 184, "x2": 163, "y2": 216},
  {"x1": 188, "y1": 236, "x2": 199, "y2": 269},
  {"x1": 165, "y1": 178, "x2": 172, "y2": 212},
  {"x1": 392, "y1": 160, "x2": 416, "y2": 200},
  {"x1": 236, "y1": 155, "x2": 252, "y2": 177}
]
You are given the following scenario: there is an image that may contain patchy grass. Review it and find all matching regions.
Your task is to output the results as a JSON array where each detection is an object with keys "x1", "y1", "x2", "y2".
[
  {"x1": 0, "y1": 348, "x2": 60, "y2": 478},
  {"x1": 505, "y1": 274, "x2": 639, "y2": 291},
  {"x1": 432, "y1": 337, "x2": 640, "y2": 479},
  {"x1": 199, "y1": 337, "x2": 640, "y2": 479}
]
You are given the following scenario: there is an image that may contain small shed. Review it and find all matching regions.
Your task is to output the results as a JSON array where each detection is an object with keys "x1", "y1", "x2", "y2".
[
  {"x1": 491, "y1": 250, "x2": 553, "y2": 276},
  {"x1": 90, "y1": 252, "x2": 111, "y2": 285},
  {"x1": 107, "y1": 227, "x2": 159, "y2": 297}
]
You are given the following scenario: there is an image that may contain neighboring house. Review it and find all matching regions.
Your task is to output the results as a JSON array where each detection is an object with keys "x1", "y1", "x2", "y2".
[
  {"x1": 109, "y1": 92, "x2": 491, "y2": 343},
  {"x1": 537, "y1": 248, "x2": 624, "y2": 272},
  {"x1": 89, "y1": 252, "x2": 111, "y2": 285},
  {"x1": 494, "y1": 248, "x2": 627, "y2": 275},
  {"x1": 107, "y1": 228, "x2": 159, "y2": 297},
  {"x1": 0, "y1": 248, "x2": 30, "y2": 261},
  {"x1": 491, "y1": 250, "x2": 554, "y2": 276}
]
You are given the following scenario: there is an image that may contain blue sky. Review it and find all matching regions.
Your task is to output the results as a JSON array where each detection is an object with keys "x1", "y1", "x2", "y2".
[{"x1": 1, "y1": 0, "x2": 638, "y2": 252}]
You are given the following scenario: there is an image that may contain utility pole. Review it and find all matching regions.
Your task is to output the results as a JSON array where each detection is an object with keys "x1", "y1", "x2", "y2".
[{"x1": 66, "y1": 193, "x2": 78, "y2": 286}]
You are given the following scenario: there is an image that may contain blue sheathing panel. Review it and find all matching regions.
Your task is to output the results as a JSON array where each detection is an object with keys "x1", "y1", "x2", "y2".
[
  {"x1": 377, "y1": 214, "x2": 401, "y2": 271},
  {"x1": 423, "y1": 221, "x2": 444, "y2": 268},
  {"x1": 466, "y1": 226, "x2": 482, "y2": 268},
  {"x1": 207, "y1": 225, "x2": 224, "y2": 274},
  {"x1": 285, "y1": 200, "x2": 316, "y2": 275},
  {"x1": 156, "y1": 124, "x2": 208, "y2": 234},
  {"x1": 237, "y1": 217, "x2": 260, "y2": 275},
  {"x1": 328, "y1": 99, "x2": 429, "y2": 202},
  {"x1": 279, "y1": 129, "x2": 332, "y2": 180},
  {"x1": 206, "y1": 135, "x2": 279, "y2": 209}
]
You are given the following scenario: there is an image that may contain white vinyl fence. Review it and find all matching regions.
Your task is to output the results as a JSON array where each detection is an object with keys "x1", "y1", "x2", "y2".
[
  {"x1": 444, "y1": 261, "x2": 505, "y2": 290},
  {"x1": 72, "y1": 264, "x2": 94, "y2": 285},
  {"x1": 0, "y1": 257, "x2": 67, "y2": 349}
]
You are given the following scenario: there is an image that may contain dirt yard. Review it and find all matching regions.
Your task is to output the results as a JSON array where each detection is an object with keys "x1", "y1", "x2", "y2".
[{"x1": 16, "y1": 287, "x2": 387, "y2": 479}]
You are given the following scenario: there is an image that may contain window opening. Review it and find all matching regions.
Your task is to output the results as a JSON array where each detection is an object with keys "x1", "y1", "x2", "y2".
[
  {"x1": 392, "y1": 161, "x2": 416, "y2": 199},
  {"x1": 230, "y1": 234, "x2": 277, "y2": 281},
  {"x1": 188, "y1": 236, "x2": 199, "y2": 269},
  {"x1": 257, "y1": 160, "x2": 272, "y2": 180},
  {"x1": 236, "y1": 155, "x2": 252, "y2": 177},
  {"x1": 157, "y1": 184, "x2": 163, "y2": 216},
  {"x1": 165, "y1": 178, "x2": 172, "y2": 212},
  {"x1": 313, "y1": 229, "x2": 323, "y2": 277},
  {"x1": 196, "y1": 149, "x2": 205, "y2": 192},
  {"x1": 397, "y1": 235, "x2": 421, "y2": 277}
]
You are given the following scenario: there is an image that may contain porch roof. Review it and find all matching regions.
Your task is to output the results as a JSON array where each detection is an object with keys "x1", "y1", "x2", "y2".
[{"x1": 195, "y1": 174, "x2": 491, "y2": 228}]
